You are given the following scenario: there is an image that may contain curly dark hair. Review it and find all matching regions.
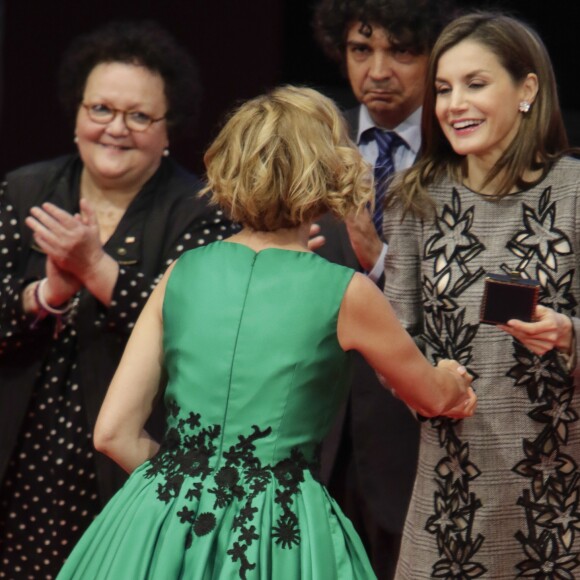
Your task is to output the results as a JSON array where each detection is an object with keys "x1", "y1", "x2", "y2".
[
  {"x1": 313, "y1": 0, "x2": 457, "y2": 62},
  {"x1": 58, "y1": 20, "x2": 201, "y2": 136}
]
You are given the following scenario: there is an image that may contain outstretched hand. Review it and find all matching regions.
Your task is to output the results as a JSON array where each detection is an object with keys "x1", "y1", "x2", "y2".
[
  {"x1": 442, "y1": 385, "x2": 478, "y2": 419},
  {"x1": 435, "y1": 359, "x2": 477, "y2": 419},
  {"x1": 498, "y1": 304, "x2": 573, "y2": 357}
]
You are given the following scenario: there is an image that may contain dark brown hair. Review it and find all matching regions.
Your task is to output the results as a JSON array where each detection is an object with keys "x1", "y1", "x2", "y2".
[
  {"x1": 313, "y1": 0, "x2": 457, "y2": 64},
  {"x1": 58, "y1": 20, "x2": 201, "y2": 136},
  {"x1": 389, "y1": 11, "x2": 570, "y2": 219}
]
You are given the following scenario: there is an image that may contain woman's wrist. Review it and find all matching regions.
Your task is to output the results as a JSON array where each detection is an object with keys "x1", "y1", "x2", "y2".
[
  {"x1": 80, "y1": 253, "x2": 119, "y2": 307},
  {"x1": 23, "y1": 280, "x2": 42, "y2": 314},
  {"x1": 34, "y1": 278, "x2": 74, "y2": 315},
  {"x1": 556, "y1": 313, "x2": 574, "y2": 354}
]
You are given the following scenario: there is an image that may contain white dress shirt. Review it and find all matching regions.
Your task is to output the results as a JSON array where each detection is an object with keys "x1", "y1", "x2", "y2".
[{"x1": 355, "y1": 105, "x2": 422, "y2": 282}]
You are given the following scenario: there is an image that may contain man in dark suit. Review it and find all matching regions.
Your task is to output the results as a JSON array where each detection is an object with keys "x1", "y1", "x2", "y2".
[{"x1": 312, "y1": 1, "x2": 456, "y2": 578}]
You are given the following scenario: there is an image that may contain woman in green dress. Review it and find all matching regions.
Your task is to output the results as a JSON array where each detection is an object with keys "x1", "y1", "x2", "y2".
[{"x1": 57, "y1": 85, "x2": 476, "y2": 579}]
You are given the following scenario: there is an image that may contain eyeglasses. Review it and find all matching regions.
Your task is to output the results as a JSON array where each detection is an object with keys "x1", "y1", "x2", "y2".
[{"x1": 81, "y1": 103, "x2": 166, "y2": 132}]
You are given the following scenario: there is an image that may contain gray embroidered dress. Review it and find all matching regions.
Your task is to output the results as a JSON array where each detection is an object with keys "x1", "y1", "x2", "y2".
[{"x1": 385, "y1": 157, "x2": 580, "y2": 579}]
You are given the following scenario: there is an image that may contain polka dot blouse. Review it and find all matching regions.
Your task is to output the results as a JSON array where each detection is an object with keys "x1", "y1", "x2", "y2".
[{"x1": 0, "y1": 176, "x2": 239, "y2": 579}]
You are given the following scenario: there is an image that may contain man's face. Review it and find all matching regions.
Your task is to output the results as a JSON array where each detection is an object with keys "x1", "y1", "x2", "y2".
[{"x1": 345, "y1": 21, "x2": 428, "y2": 129}]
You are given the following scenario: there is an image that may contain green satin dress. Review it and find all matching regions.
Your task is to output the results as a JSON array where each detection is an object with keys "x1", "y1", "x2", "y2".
[{"x1": 57, "y1": 241, "x2": 376, "y2": 579}]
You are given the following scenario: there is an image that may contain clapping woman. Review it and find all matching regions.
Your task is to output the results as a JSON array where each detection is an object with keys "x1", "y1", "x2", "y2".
[{"x1": 0, "y1": 21, "x2": 237, "y2": 578}]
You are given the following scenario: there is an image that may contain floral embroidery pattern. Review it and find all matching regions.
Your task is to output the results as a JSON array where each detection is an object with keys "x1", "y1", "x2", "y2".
[
  {"x1": 422, "y1": 189, "x2": 487, "y2": 577},
  {"x1": 506, "y1": 188, "x2": 580, "y2": 577},
  {"x1": 425, "y1": 189, "x2": 485, "y2": 297},
  {"x1": 144, "y1": 398, "x2": 316, "y2": 579},
  {"x1": 413, "y1": 182, "x2": 580, "y2": 577},
  {"x1": 505, "y1": 186, "x2": 572, "y2": 275}
]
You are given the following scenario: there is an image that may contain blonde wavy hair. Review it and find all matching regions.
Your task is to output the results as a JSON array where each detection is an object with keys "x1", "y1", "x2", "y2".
[{"x1": 202, "y1": 85, "x2": 373, "y2": 231}]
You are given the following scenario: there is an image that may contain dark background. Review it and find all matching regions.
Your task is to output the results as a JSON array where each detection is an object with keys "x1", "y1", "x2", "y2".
[{"x1": 0, "y1": 0, "x2": 578, "y2": 176}]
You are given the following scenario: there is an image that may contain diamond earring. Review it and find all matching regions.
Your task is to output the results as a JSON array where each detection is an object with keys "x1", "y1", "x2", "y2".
[{"x1": 518, "y1": 101, "x2": 531, "y2": 114}]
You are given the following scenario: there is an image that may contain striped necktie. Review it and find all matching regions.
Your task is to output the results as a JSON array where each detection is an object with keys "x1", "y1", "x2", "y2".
[{"x1": 371, "y1": 128, "x2": 401, "y2": 235}]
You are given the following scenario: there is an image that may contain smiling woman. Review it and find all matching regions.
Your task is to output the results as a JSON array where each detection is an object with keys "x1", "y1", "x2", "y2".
[
  {"x1": 383, "y1": 12, "x2": 580, "y2": 579},
  {"x1": 76, "y1": 63, "x2": 169, "y2": 200},
  {"x1": 0, "y1": 21, "x2": 238, "y2": 578},
  {"x1": 434, "y1": 39, "x2": 539, "y2": 190}
]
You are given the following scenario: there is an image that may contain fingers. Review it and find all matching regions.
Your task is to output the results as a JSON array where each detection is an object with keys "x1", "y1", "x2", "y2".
[
  {"x1": 437, "y1": 359, "x2": 462, "y2": 380},
  {"x1": 437, "y1": 358, "x2": 467, "y2": 375},
  {"x1": 453, "y1": 363, "x2": 474, "y2": 386},
  {"x1": 25, "y1": 203, "x2": 97, "y2": 271},
  {"x1": 445, "y1": 387, "x2": 478, "y2": 419},
  {"x1": 309, "y1": 223, "x2": 321, "y2": 236},
  {"x1": 505, "y1": 327, "x2": 555, "y2": 349},
  {"x1": 26, "y1": 203, "x2": 79, "y2": 242},
  {"x1": 345, "y1": 210, "x2": 377, "y2": 236},
  {"x1": 508, "y1": 339, "x2": 553, "y2": 356},
  {"x1": 307, "y1": 222, "x2": 326, "y2": 251},
  {"x1": 79, "y1": 198, "x2": 97, "y2": 226},
  {"x1": 500, "y1": 311, "x2": 561, "y2": 355},
  {"x1": 506, "y1": 304, "x2": 554, "y2": 331},
  {"x1": 25, "y1": 217, "x2": 60, "y2": 254},
  {"x1": 437, "y1": 359, "x2": 476, "y2": 418},
  {"x1": 36, "y1": 202, "x2": 77, "y2": 227},
  {"x1": 307, "y1": 235, "x2": 326, "y2": 251},
  {"x1": 346, "y1": 206, "x2": 373, "y2": 222},
  {"x1": 26, "y1": 211, "x2": 58, "y2": 239},
  {"x1": 464, "y1": 387, "x2": 478, "y2": 415}
]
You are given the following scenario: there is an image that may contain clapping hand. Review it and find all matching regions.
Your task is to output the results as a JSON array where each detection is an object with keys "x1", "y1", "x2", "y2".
[
  {"x1": 42, "y1": 256, "x2": 82, "y2": 305},
  {"x1": 26, "y1": 199, "x2": 107, "y2": 286}
]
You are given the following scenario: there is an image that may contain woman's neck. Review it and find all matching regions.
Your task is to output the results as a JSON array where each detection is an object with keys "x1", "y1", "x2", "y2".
[
  {"x1": 80, "y1": 169, "x2": 145, "y2": 244},
  {"x1": 227, "y1": 223, "x2": 312, "y2": 253},
  {"x1": 463, "y1": 155, "x2": 501, "y2": 195},
  {"x1": 463, "y1": 160, "x2": 542, "y2": 196}
]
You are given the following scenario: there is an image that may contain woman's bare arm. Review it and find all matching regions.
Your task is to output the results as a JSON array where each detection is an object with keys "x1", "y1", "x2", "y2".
[
  {"x1": 93, "y1": 263, "x2": 176, "y2": 472},
  {"x1": 338, "y1": 273, "x2": 476, "y2": 418}
]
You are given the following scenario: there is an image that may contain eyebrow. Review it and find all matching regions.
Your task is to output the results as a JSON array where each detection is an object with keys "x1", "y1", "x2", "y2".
[
  {"x1": 346, "y1": 39, "x2": 371, "y2": 47},
  {"x1": 435, "y1": 69, "x2": 491, "y2": 83}
]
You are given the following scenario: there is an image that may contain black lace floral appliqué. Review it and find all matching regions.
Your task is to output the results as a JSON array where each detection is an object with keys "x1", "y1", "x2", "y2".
[
  {"x1": 505, "y1": 187, "x2": 580, "y2": 577},
  {"x1": 506, "y1": 186, "x2": 572, "y2": 273},
  {"x1": 144, "y1": 399, "x2": 316, "y2": 579},
  {"x1": 419, "y1": 185, "x2": 580, "y2": 577},
  {"x1": 421, "y1": 190, "x2": 487, "y2": 578},
  {"x1": 424, "y1": 188, "x2": 485, "y2": 297}
]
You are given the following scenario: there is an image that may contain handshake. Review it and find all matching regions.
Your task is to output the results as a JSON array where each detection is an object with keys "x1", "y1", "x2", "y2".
[
  {"x1": 433, "y1": 360, "x2": 477, "y2": 420},
  {"x1": 383, "y1": 359, "x2": 477, "y2": 421}
]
